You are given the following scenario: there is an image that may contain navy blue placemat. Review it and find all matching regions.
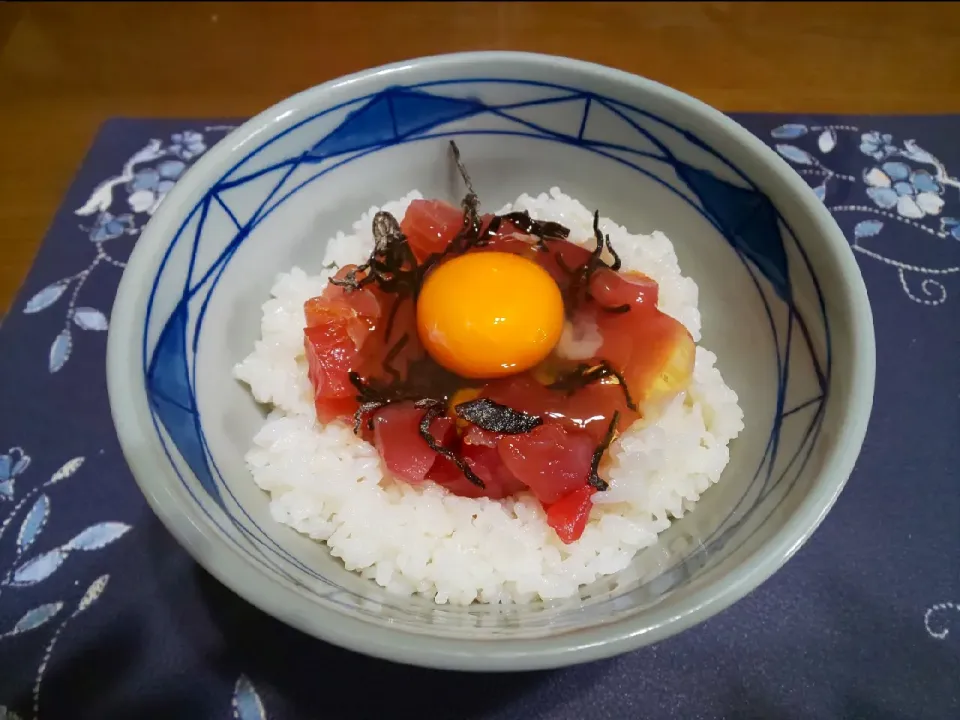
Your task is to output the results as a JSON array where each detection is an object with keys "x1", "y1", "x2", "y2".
[{"x1": 0, "y1": 116, "x2": 957, "y2": 720}]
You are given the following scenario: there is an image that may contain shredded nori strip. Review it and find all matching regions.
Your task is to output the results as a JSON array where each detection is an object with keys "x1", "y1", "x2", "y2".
[
  {"x1": 552, "y1": 209, "x2": 629, "y2": 313},
  {"x1": 349, "y1": 371, "x2": 390, "y2": 432},
  {"x1": 587, "y1": 411, "x2": 618, "y2": 491},
  {"x1": 448, "y1": 141, "x2": 483, "y2": 248},
  {"x1": 498, "y1": 210, "x2": 570, "y2": 250},
  {"x1": 348, "y1": 369, "x2": 423, "y2": 431},
  {"x1": 418, "y1": 142, "x2": 575, "y2": 276},
  {"x1": 596, "y1": 210, "x2": 622, "y2": 272},
  {"x1": 450, "y1": 140, "x2": 477, "y2": 199},
  {"x1": 349, "y1": 371, "x2": 380, "y2": 400},
  {"x1": 354, "y1": 400, "x2": 385, "y2": 434},
  {"x1": 418, "y1": 402, "x2": 486, "y2": 488},
  {"x1": 347, "y1": 354, "x2": 465, "y2": 434},
  {"x1": 454, "y1": 398, "x2": 543, "y2": 435},
  {"x1": 330, "y1": 211, "x2": 420, "y2": 298},
  {"x1": 546, "y1": 361, "x2": 638, "y2": 412}
]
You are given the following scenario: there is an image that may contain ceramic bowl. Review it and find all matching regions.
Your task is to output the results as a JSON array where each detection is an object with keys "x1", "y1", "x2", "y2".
[{"x1": 106, "y1": 52, "x2": 875, "y2": 671}]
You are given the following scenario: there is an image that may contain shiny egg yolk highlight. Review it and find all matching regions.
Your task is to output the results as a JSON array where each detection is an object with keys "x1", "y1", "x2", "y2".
[{"x1": 416, "y1": 251, "x2": 565, "y2": 379}]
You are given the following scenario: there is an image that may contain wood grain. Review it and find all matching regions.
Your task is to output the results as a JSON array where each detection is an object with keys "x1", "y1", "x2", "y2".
[{"x1": 2, "y1": 1, "x2": 958, "y2": 314}]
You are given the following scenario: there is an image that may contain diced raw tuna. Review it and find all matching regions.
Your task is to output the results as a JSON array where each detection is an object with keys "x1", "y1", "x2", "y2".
[
  {"x1": 589, "y1": 268, "x2": 659, "y2": 310},
  {"x1": 461, "y1": 424, "x2": 500, "y2": 448},
  {"x1": 480, "y1": 233, "x2": 540, "y2": 261},
  {"x1": 304, "y1": 322, "x2": 360, "y2": 423},
  {"x1": 313, "y1": 396, "x2": 361, "y2": 426},
  {"x1": 546, "y1": 485, "x2": 596, "y2": 543},
  {"x1": 537, "y1": 240, "x2": 594, "y2": 288},
  {"x1": 302, "y1": 264, "x2": 389, "y2": 423},
  {"x1": 497, "y1": 423, "x2": 594, "y2": 505},
  {"x1": 400, "y1": 199, "x2": 465, "y2": 261},
  {"x1": 594, "y1": 304, "x2": 695, "y2": 407},
  {"x1": 464, "y1": 444, "x2": 527, "y2": 499},
  {"x1": 481, "y1": 374, "x2": 636, "y2": 443},
  {"x1": 373, "y1": 403, "x2": 454, "y2": 484},
  {"x1": 428, "y1": 444, "x2": 526, "y2": 500}
]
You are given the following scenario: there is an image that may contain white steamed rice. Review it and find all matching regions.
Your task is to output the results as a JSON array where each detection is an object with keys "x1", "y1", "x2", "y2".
[{"x1": 234, "y1": 188, "x2": 743, "y2": 605}]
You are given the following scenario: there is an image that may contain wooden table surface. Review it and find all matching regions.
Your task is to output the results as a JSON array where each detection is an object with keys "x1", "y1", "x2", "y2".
[{"x1": 1, "y1": 1, "x2": 959, "y2": 315}]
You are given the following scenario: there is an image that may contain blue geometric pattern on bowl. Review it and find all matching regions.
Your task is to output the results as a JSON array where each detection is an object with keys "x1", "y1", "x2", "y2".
[{"x1": 144, "y1": 79, "x2": 830, "y2": 628}]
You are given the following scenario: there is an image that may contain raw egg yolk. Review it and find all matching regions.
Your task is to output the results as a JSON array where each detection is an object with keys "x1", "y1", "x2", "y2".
[{"x1": 416, "y1": 251, "x2": 564, "y2": 379}]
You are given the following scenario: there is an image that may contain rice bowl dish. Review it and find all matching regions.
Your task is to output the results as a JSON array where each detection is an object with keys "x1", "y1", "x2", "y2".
[
  {"x1": 235, "y1": 184, "x2": 744, "y2": 606},
  {"x1": 105, "y1": 52, "x2": 875, "y2": 671}
]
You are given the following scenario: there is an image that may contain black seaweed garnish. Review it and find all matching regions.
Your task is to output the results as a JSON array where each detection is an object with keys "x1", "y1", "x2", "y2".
[
  {"x1": 449, "y1": 140, "x2": 478, "y2": 205},
  {"x1": 546, "y1": 361, "x2": 638, "y2": 412},
  {"x1": 330, "y1": 211, "x2": 420, "y2": 299},
  {"x1": 418, "y1": 401, "x2": 486, "y2": 488},
  {"x1": 554, "y1": 210, "x2": 628, "y2": 313},
  {"x1": 446, "y1": 141, "x2": 484, "y2": 250},
  {"x1": 418, "y1": 142, "x2": 576, "y2": 276},
  {"x1": 595, "y1": 211, "x2": 622, "y2": 272},
  {"x1": 347, "y1": 352, "x2": 465, "y2": 432},
  {"x1": 587, "y1": 411, "x2": 619, "y2": 491},
  {"x1": 415, "y1": 143, "x2": 498, "y2": 274},
  {"x1": 348, "y1": 371, "x2": 393, "y2": 433},
  {"x1": 498, "y1": 211, "x2": 570, "y2": 251},
  {"x1": 348, "y1": 369, "x2": 423, "y2": 432},
  {"x1": 349, "y1": 372, "x2": 486, "y2": 490},
  {"x1": 454, "y1": 398, "x2": 543, "y2": 435},
  {"x1": 353, "y1": 401, "x2": 385, "y2": 434}
]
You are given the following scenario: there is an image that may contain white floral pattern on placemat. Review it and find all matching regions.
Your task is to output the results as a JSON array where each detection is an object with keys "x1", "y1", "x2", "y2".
[
  {"x1": 232, "y1": 675, "x2": 268, "y2": 720},
  {"x1": 0, "y1": 448, "x2": 127, "y2": 720},
  {"x1": 769, "y1": 123, "x2": 960, "y2": 306},
  {"x1": 762, "y1": 123, "x2": 958, "y2": 644},
  {"x1": 20, "y1": 127, "x2": 235, "y2": 374},
  {"x1": 925, "y1": 601, "x2": 959, "y2": 640},
  {"x1": 4, "y1": 124, "x2": 261, "y2": 719}
]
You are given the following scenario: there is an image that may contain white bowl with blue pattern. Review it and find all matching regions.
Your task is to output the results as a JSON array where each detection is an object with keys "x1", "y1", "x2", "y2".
[{"x1": 106, "y1": 52, "x2": 875, "y2": 671}]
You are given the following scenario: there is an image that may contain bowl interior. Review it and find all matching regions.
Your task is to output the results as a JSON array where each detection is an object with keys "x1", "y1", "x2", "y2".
[{"x1": 110, "y1": 55, "x2": 870, "y2": 665}]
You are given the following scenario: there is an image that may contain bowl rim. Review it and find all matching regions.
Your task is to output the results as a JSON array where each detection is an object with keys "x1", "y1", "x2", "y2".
[{"x1": 106, "y1": 50, "x2": 876, "y2": 671}]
